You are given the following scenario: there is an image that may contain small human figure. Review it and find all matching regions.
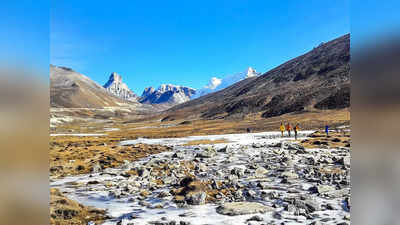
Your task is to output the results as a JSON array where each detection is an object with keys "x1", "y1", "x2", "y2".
[
  {"x1": 294, "y1": 123, "x2": 300, "y2": 140},
  {"x1": 325, "y1": 125, "x2": 329, "y2": 136},
  {"x1": 246, "y1": 128, "x2": 251, "y2": 133},
  {"x1": 280, "y1": 122, "x2": 285, "y2": 137},
  {"x1": 286, "y1": 123, "x2": 292, "y2": 137}
]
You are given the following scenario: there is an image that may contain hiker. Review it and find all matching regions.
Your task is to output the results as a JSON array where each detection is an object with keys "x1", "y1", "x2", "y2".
[
  {"x1": 325, "y1": 125, "x2": 329, "y2": 136},
  {"x1": 246, "y1": 127, "x2": 251, "y2": 133},
  {"x1": 294, "y1": 123, "x2": 300, "y2": 140},
  {"x1": 280, "y1": 122, "x2": 285, "y2": 137},
  {"x1": 286, "y1": 123, "x2": 292, "y2": 137}
]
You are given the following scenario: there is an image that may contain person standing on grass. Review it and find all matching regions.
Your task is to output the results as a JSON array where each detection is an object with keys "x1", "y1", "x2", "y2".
[
  {"x1": 294, "y1": 123, "x2": 300, "y2": 140},
  {"x1": 280, "y1": 122, "x2": 285, "y2": 137},
  {"x1": 286, "y1": 123, "x2": 292, "y2": 137},
  {"x1": 325, "y1": 125, "x2": 329, "y2": 136}
]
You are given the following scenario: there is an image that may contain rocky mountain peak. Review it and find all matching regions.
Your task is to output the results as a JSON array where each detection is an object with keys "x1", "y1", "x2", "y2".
[
  {"x1": 142, "y1": 87, "x2": 156, "y2": 97},
  {"x1": 103, "y1": 72, "x2": 137, "y2": 101},
  {"x1": 109, "y1": 72, "x2": 122, "y2": 83},
  {"x1": 140, "y1": 84, "x2": 196, "y2": 105}
]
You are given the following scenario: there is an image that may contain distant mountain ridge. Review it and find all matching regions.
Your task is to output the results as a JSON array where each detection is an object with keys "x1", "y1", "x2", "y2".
[
  {"x1": 191, "y1": 67, "x2": 260, "y2": 99},
  {"x1": 103, "y1": 72, "x2": 137, "y2": 101},
  {"x1": 50, "y1": 65, "x2": 128, "y2": 108},
  {"x1": 140, "y1": 84, "x2": 196, "y2": 105}
]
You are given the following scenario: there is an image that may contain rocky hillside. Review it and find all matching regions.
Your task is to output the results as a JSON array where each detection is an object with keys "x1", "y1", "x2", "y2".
[
  {"x1": 166, "y1": 34, "x2": 350, "y2": 120},
  {"x1": 140, "y1": 84, "x2": 196, "y2": 105},
  {"x1": 50, "y1": 65, "x2": 129, "y2": 108},
  {"x1": 103, "y1": 72, "x2": 137, "y2": 102}
]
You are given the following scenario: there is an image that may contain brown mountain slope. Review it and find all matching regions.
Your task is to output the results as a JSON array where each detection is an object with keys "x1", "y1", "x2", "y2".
[
  {"x1": 166, "y1": 34, "x2": 350, "y2": 120},
  {"x1": 50, "y1": 65, "x2": 130, "y2": 108}
]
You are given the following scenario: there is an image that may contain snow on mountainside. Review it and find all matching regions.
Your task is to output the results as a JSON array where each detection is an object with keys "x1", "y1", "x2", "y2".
[
  {"x1": 140, "y1": 84, "x2": 196, "y2": 105},
  {"x1": 103, "y1": 72, "x2": 137, "y2": 102},
  {"x1": 191, "y1": 67, "x2": 260, "y2": 99}
]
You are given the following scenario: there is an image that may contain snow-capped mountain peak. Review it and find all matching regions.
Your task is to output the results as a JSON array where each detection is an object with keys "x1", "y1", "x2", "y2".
[
  {"x1": 140, "y1": 84, "x2": 196, "y2": 105},
  {"x1": 103, "y1": 72, "x2": 137, "y2": 101},
  {"x1": 246, "y1": 67, "x2": 258, "y2": 78},
  {"x1": 191, "y1": 67, "x2": 260, "y2": 99}
]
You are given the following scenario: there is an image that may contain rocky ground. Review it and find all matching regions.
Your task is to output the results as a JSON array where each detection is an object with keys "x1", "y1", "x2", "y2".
[{"x1": 50, "y1": 131, "x2": 350, "y2": 225}]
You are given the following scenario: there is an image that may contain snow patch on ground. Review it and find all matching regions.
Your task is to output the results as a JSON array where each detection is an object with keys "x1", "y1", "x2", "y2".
[{"x1": 120, "y1": 131, "x2": 314, "y2": 146}]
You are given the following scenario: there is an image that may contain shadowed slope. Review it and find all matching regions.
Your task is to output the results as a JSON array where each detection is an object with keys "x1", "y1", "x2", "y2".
[{"x1": 166, "y1": 34, "x2": 350, "y2": 120}]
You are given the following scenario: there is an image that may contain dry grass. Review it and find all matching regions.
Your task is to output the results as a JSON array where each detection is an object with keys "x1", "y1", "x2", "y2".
[
  {"x1": 50, "y1": 188, "x2": 107, "y2": 225},
  {"x1": 50, "y1": 135, "x2": 171, "y2": 177},
  {"x1": 300, "y1": 130, "x2": 351, "y2": 149},
  {"x1": 54, "y1": 109, "x2": 349, "y2": 139},
  {"x1": 183, "y1": 139, "x2": 229, "y2": 146}
]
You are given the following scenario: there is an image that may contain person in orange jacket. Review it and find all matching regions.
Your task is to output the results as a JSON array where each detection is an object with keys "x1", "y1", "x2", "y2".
[
  {"x1": 280, "y1": 122, "x2": 285, "y2": 137},
  {"x1": 286, "y1": 123, "x2": 292, "y2": 137},
  {"x1": 294, "y1": 123, "x2": 300, "y2": 140}
]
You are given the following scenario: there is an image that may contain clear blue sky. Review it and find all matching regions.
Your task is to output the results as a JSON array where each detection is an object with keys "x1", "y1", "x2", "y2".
[
  {"x1": 0, "y1": 0, "x2": 49, "y2": 76},
  {"x1": 51, "y1": 0, "x2": 349, "y2": 94}
]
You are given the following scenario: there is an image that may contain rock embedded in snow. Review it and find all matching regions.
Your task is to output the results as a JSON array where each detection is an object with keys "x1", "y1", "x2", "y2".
[
  {"x1": 281, "y1": 171, "x2": 299, "y2": 179},
  {"x1": 246, "y1": 215, "x2": 264, "y2": 222},
  {"x1": 185, "y1": 191, "x2": 206, "y2": 205},
  {"x1": 216, "y1": 202, "x2": 273, "y2": 216},
  {"x1": 255, "y1": 167, "x2": 268, "y2": 178},
  {"x1": 315, "y1": 185, "x2": 336, "y2": 194}
]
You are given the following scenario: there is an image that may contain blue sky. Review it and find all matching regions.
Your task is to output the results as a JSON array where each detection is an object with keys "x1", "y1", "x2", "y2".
[
  {"x1": 0, "y1": 0, "x2": 49, "y2": 75},
  {"x1": 51, "y1": 0, "x2": 349, "y2": 94}
]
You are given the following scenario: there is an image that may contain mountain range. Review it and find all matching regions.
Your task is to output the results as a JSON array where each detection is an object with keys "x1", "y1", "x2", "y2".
[
  {"x1": 50, "y1": 34, "x2": 350, "y2": 121},
  {"x1": 140, "y1": 84, "x2": 196, "y2": 105},
  {"x1": 164, "y1": 34, "x2": 350, "y2": 120}
]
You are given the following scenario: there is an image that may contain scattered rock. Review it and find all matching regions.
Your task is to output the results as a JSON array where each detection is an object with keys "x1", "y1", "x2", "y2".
[
  {"x1": 281, "y1": 171, "x2": 299, "y2": 179},
  {"x1": 255, "y1": 167, "x2": 268, "y2": 178},
  {"x1": 216, "y1": 202, "x2": 273, "y2": 216},
  {"x1": 185, "y1": 191, "x2": 206, "y2": 205},
  {"x1": 246, "y1": 215, "x2": 263, "y2": 222}
]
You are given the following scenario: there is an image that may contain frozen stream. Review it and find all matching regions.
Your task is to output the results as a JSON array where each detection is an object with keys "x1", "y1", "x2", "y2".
[{"x1": 51, "y1": 131, "x2": 350, "y2": 225}]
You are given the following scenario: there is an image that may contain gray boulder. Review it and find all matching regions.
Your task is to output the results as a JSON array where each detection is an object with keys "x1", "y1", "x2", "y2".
[{"x1": 216, "y1": 202, "x2": 273, "y2": 216}]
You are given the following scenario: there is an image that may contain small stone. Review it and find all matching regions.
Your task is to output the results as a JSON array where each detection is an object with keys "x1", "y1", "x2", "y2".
[
  {"x1": 231, "y1": 167, "x2": 244, "y2": 178},
  {"x1": 281, "y1": 171, "x2": 299, "y2": 179},
  {"x1": 185, "y1": 191, "x2": 206, "y2": 205},
  {"x1": 255, "y1": 167, "x2": 268, "y2": 178},
  {"x1": 246, "y1": 215, "x2": 263, "y2": 222},
  {"x1": 316, "y1": 185, "x2": 336, "y2": 194}
]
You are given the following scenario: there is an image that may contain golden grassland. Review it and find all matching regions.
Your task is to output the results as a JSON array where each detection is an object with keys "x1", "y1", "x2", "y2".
[
  {"x1": 54, "y1": 109, "x2": 350, "y2": 139},
  {"x1": 300, "y1": 130, "x2": 351, "y2": 149},
  {"x1": 50, "y1": 138, "x2": 171, "y2": 178}
]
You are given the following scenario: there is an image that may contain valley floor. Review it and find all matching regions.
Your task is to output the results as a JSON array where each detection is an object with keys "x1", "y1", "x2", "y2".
[{"x1": 50, "y1": 129, "x2": 350, "y2": 225}]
